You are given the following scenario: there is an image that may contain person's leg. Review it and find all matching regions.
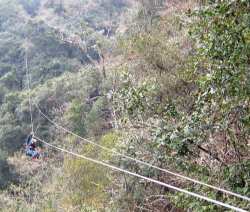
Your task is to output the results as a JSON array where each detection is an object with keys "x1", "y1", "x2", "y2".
[
  {"x1": 32, "y1": 150, "x2": 39, "y2": 159},
  {"x1": 26, "y1": 149, "x2": 33, "y2": 157}
]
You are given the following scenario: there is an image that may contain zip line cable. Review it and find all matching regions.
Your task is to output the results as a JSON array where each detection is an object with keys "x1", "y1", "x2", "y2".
[
  {"x1": 34, "y1": 136, "x2": 248, "y2": 212},
  {"x1": 35, "y1": 103, "x2": 250, "y2": 202},
  {"x1": 25, "y1": 47, "x2": 34, "y2": 133}
]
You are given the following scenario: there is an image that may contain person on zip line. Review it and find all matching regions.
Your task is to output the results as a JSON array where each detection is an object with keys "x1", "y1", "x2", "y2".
[{"x1": 24, "y1": 132, "x2": 40, "y2": 159}]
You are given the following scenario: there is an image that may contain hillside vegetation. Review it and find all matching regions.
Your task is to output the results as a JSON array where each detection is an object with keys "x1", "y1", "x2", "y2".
[{"x1": 0, "y1": 0, "x2": 249, "y2": 211}]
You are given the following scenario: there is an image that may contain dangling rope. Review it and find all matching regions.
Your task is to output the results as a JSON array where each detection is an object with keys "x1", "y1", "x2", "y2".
[
  {"x1": 35, "y1": 103, "x2": 250, "y2": 202},
  {"x1": 34, "y1": 136, "x2": 248, "y2": 212},
  {"x1": 25, "y1": 45, "x2": 34, "y2": 133}
]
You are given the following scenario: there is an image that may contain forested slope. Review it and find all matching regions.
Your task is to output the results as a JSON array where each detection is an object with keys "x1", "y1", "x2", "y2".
[{"x1": 0, "y1": 0, "x2": 249, "y2": 211}]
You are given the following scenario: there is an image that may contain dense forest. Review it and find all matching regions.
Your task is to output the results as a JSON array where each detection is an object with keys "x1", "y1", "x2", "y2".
[{"x1": 0, "y1": 0, "x2": 249, "y2": 211}]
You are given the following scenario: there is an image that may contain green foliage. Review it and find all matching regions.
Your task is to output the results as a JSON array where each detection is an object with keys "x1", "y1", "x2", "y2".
[
  {"x1": 120, "y1": 12, "x2": 188, "y2": 75},
  {"x1": 183, "y1": 0, "x2": 250, "y2": 156},
  {"x1": 190, "y1": 0, "x2": 249, "y2": 105},
  {"x1": 112, "y1": 1, "x2": 250, "y2": 210},
  {"x1": 65, "y1": 99, "x2": 88, "y2": 137},
  {"x1": 114, "y1": 72, "x2": 158, "y2": 120},
  {"x1": 161, "y1": 0, "x2": 250, "y2": 209},
  {"x1": 84, "y1": 0, "x2": 129, "y2": 31},
  {"x1": 0, "y1": 0, "x2": 133, "y2": 211},
  {"x1": 0, "y1": 150, "x2": 11, "y2": 188},
  {"x1": 61, "y1": 132, "x2": 119, "y2": 210},
  {"x1": 0, "y1": 1, "x2": 249, "y2": 211},
  {"x1": 223, "y1": 161, "x2": 250, "y2": 195},
  {"x1": 19, "y1": 0, "x2": 41, "y2": 16},
  {"x1": 168, "y1": 190, "x2": 218, "y2": 212},
  {"x1": 85, "y1": 97, "x2": 109, "y2": 136},
  {"x1": 0, "y1": 92, "x2": 26, "y2": 153}
]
